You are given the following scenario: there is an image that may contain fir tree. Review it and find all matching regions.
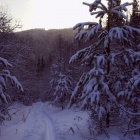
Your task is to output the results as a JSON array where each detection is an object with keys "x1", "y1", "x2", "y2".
[
  {"x1": 46, "y1": 33, "x2": 76, "y2": 109},
  {"x1": 69, "y1": 0, "x2": 140, "y2": 132},
  {"x1": 48, "y1": 64, "x2": 73, "y2": 109}
]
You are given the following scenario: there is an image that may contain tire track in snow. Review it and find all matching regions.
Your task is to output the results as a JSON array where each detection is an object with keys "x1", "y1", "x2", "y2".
[
  {"x1": 22, "y1": 102, "x2": 55, "y2": 140},
  {"x1": 42, "y1": 108, "x2": 55, "y2": 140}
]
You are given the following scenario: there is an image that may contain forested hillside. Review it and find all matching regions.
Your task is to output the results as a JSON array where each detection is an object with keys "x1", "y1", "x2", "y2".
[{"x1": 5, "y1": 28, "x2": 82, "y2": 103}]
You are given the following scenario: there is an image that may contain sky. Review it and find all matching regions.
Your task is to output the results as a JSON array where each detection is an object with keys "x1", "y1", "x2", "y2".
[{"x1": 0, "y1": 0, "x2": 133, "y2": 31}]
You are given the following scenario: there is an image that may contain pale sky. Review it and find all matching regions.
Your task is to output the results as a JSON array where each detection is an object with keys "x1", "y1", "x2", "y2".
[{"x1": 0, "y1": 0, "x2": 133, "y2": 31}]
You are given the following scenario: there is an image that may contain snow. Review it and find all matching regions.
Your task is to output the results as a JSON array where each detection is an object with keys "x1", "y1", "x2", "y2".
[
  {"x1": 0, "y1": 102, "x2": 140, "y2": 140},
  {"x1": 111, "y1": 9, "x2": 126, "y2": 19},
  {"x1": 0, "y1": 102, "x2": 89, "y2": 140},
  {"x1": 0, "y1": 57, "x2": 12, "y2": 67},
  {"x1": 0, "y1": 102, "x2": 55, "y2": 140},
  {"x1": 0, "y1": 76, "x2": 6, "y2": 88}
]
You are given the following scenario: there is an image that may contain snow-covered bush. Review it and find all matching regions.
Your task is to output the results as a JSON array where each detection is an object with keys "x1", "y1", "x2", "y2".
[{"x1": 69, "y1": 0, "x2": 140, "y2": 132}]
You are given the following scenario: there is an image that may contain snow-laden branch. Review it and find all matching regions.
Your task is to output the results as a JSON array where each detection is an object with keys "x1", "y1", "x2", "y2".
[
  {"x1": 73, "y1": 22, "x2": 98, "y2": 31},
  {"x1": 69, "y1": 46, "x2": 91, "y2": 64},
  {"x1": 119, "y1": 105, "x2": 140, "y2": 116},
  {"x1": 123, "y1": 25, "x2": 140, "y2": 35},
  {"x1": 0, "y1": 57, "x2": 12, "y2": 67},
  {"x1": 111, "y1": 9, "x2": 127, "y2": 19},
  {"x1": 107, "y1": 25, "x2": 140, "y2": 43},
  {"x1": 83, "y1": 0, "x2": 101, "y2": 12},
  {"x1": 73, "y1": 22, "x2": 100, "y2": 41},
  {"x1": 0, "y1": 70, "x2": 24, "y2": 92},
  {"x1": 91, "y1": 10, "x2": 106, "y2": 18},
  {"x1": 112, "y1": 2, "x2": 133, "y2": 11}
]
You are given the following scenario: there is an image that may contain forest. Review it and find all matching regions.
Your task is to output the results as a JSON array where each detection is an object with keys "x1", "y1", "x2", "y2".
[{"x1": 0, "y1": 0, "x2": 140, "y2": 140}]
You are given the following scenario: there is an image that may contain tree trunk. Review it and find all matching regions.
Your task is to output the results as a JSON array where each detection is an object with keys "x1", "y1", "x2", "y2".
[{"x1": 106, "y1": 112, "x2": 110, "y2": 128}]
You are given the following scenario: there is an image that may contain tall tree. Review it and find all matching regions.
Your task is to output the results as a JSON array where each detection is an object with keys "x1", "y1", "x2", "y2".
[{"x1": 69, "y1": 0, "x2": 140, "y2": 133}]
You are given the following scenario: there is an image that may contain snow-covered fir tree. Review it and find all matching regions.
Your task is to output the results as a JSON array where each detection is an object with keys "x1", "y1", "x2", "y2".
[
  {"x1": 69, "y1": 0, "x2": 140, "y2": 133},
  {"x1": 47, "y1": 64, "x2": 74, "y2": 109}
]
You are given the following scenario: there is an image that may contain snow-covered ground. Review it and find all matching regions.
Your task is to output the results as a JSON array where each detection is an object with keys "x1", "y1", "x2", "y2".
[{"x1": 0, "y1": 102, "x2": 140, "y2": 140}]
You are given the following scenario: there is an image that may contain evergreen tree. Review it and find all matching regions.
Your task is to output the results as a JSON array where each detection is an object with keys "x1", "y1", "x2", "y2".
[
  {"x1": 48, "y1": 64, "x2": 73, "y2": 109},
  {"x1": 69, "y1": 0, "x2": 140, "y2": 132},
  {"x1": 130, "y1": 0, "x2": 140, "y2": 28},
  {"x1": 46, "y1": 33, "x2": 76, "y2": 109}
]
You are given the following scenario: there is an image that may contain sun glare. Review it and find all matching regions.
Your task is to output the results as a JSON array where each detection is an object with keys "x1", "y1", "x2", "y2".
[
  {"x1": 29, "y1": 0, "x2": 48, "y2": 29},
  {"x1": 27, "y1": 0, "x2": 93, "y2": 30},
  {"x1": 29, "y1": 0, "x2": 72, "y2": 29}
]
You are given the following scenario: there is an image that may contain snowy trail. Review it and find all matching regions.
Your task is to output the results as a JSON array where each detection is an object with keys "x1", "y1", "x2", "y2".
[
  {"x1": 1, "y1": 102, "x2": 55, "y2": 140},
  {"x1": 21, "y1": 102, "x2": 55, "y2": 140},
  {"x1": 1, "y1": 102, "x2": 138, "y2": 140}
]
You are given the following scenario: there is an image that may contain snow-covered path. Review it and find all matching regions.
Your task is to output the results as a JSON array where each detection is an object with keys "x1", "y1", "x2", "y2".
[
  {"x1": 1, "y1": 102, "x2": 55, "y2": 140},
  {"x1": 21, "y1": 102, "x2": 55, "y2": 140},
  {"x1": 1, "y1": 102, "x2": 140, "y2": 140}
]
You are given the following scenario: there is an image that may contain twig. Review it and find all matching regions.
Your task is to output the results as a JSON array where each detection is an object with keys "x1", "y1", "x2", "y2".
[
  {"x1": 69, "y1": 127, "x2": 75, "y2": 134},
  {"x1": 129, "y1": 79, "x2": 140, "y2": 92},
  {"x1": 102, "y1": 129, "x2": 110, "y2": 139},
  {"x1": 22, "y1": 107, "x2": 32, "y2": 122},
  {"x1": 74, "y1": 124, "x2": 80, "y2": 130},
  {"x1": 124, "y1": 126, "x2": 140, "y2": 133}
]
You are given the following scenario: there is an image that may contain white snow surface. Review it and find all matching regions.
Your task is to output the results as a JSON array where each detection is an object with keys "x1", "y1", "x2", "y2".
[
  {"x1": 1, "y1": 102, "x2": 56, "y2": 140},
  {"x1": 0, "y1": 102, "x2": 140, "y2": 140},
  {"x1": 0, "y1": 102, "x2": 89, "y2": 140}
]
